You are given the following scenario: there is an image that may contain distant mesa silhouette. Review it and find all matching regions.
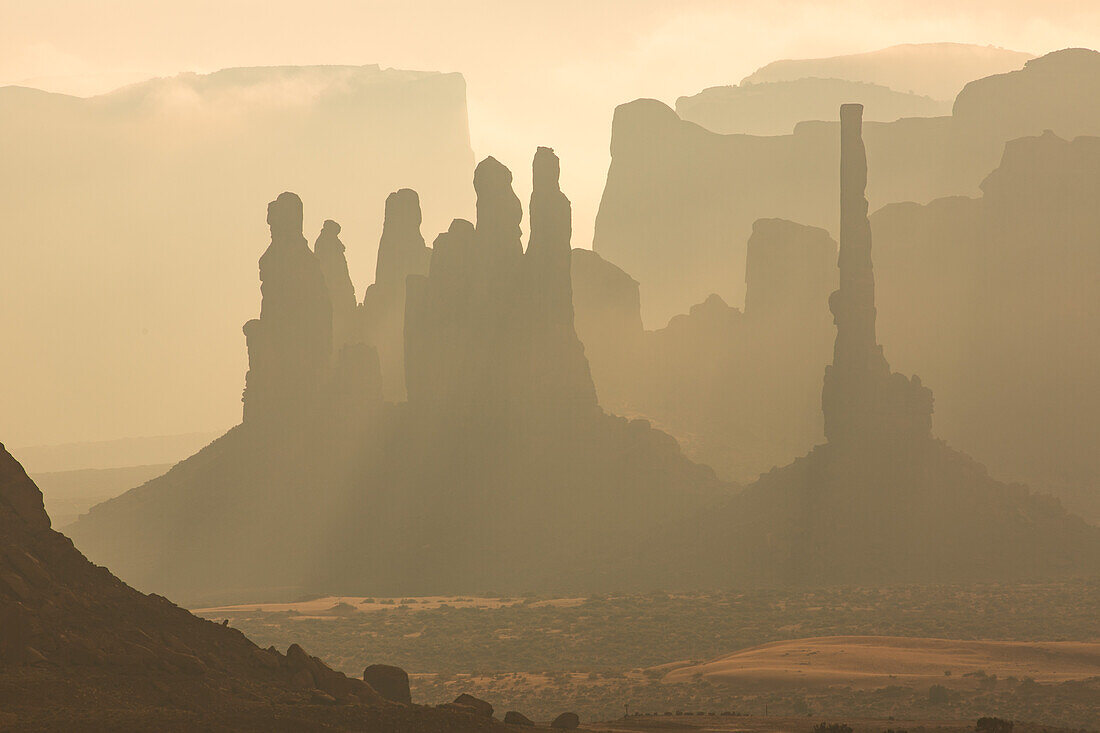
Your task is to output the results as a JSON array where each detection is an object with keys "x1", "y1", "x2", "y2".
[
  {"x1": 574, "y1": 217, "x2": 835, "y2": 482},
  {"x1": 614, "y1": 105, "x2": 1100, "y2": 587},
  {"x1": 872, "y1": 129, "x2": 1100, "y2": 523},
  {"x1": 68, "y1": 148, "x2": 728, "y2": 604},
  {"x1": 678, "y1": 78, "x2": 948, "y2": 136},
  {"x1": 0, "y1": 440, "x2": 518, "y2": 730},
  {"x1": 741, "y1": 42, "x2": 1033, "y2": 101},
  {"x1": 585, "y1": 52, "x2": 1100, "y2": 517},
  {"x1": 595, "y1": 48, "x2": 1100, "y2": 326}
]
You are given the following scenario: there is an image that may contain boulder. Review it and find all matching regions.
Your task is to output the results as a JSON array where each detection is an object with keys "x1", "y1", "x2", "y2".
[
  {"x1": 451, "y1": 693, "x2": 494, "y2": 718},
  {"x1": 504, "y1": 710, "x2": 535, "y2": 726},
  {"x1": 362, "y1": 663, "x2": 411, "y2": 704},
  {"x1": 551, "y1": 711, "x2": 580, "y2": 729}
]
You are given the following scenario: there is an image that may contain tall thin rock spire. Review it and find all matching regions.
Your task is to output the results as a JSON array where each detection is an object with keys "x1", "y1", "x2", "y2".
[{"x1": 822, "y1": 104, "x2": 933, "y2": 446}]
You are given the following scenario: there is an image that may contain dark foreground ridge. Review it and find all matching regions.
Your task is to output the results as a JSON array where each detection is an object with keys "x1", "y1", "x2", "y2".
[{"x1": 0, "y1": 441, "x2": 516, "y2": 731}]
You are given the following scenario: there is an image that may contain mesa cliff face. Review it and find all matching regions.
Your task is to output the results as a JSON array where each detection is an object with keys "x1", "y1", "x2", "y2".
[
  {"x1": 872, "y1": 130, "x2": 1100, "y2": 522},
  {"x1": 678, "y1": 78, "x2": 948, "y2": 136},
  {"x1": 595, "y1": 49, "x2": 1100, "y2": 326},
  {"x1": 573, "y1": 218, "x2": 836, "y2": 482},
  {"x1": 742, "y1": 42, "x2": 1033, "y2": 101},
  {"x1": 68, "y1": 150, "x2": 728, "y2": 604}
]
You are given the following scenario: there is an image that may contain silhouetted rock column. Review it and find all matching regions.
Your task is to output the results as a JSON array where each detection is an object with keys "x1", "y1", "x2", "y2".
[
  {"x1": 361, "y1": 189, "x2": 431, "y2": 400},
  {"x1": 524, "y1": 147, "x2": 598, "y2": 417},
  {"x1": 404, "y1": 219, "x2": 478, "y2": 409},
  {"x1": 313, "y1": 219, "x2": 358, "y2": 354},
  {"x1": 404, "y1": 152, "x2": 597, "y2": 426},
  {"x1": 822, "y1": 105, "x2": 933, "y2": 446},
  {"x1": 242, "y1": 192, "x2": 333, "y2": 424},
  {"x1": 468, "y1": 157, "x2": 525, "y2": 417}
]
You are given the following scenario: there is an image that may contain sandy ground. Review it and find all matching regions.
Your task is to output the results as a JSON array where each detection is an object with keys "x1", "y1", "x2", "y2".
[
  {"x1": 587, "y1": 714, "x2": 1001, "y2": 732},
  {"x1": 661, "y1": 635, "x2": 1100, "y2": 690},
  {"x1": 195, "y1": 594, "x2": 587, "y2": 617}
]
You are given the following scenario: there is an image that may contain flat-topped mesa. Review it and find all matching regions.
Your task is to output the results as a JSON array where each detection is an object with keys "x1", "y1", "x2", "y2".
[
  {"x1": 242, "y1": 192, "x2": 333, "y2": 424},
  {"x1": 744, "y1": 218, "x2": 837, "y2": 325},
  {"x1": 361, "y1": 189, "x2": 431, "y2": 400},
  {"x1": 313, "y1": 219, "x2": 358, "y2": 354},
  {"x1": 822, "y1": 104, "x2": 933, "y2": 447}
]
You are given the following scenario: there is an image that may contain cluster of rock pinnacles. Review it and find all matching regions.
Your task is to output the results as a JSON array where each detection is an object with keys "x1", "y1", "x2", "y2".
[{"x1": 241, "y1": 146, "x2": 596, "y2": 432}]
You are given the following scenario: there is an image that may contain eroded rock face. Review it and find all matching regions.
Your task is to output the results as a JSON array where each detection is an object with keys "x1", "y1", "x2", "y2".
[
  {"x1": 243, "y1": 192, "x2": 333, "y2": 424},
  {"x1": 361, "y1": 189, "x2": 431, "y2": 400}
]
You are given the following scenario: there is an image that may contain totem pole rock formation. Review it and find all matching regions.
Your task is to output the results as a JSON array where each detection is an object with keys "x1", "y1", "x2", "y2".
[
  {"x1": 821, "y1": 104, "x2": 933, "y2": 448},
  {"x1": 405, "y1": 149, "x2": 597, "y2": 425},
  {"x1": 67, "y1": 149, "x2": 730, "y2": 601},
  {"x1": 524, "y1": 147, "x2": 599, "y2": 419},
  {"x1": 242, "y1": 192, "x2": 333, "y2": 424},
  {"x1": 313, "y1": 219, "x2": 358, "y2": 354},
  {"x1": 361, "y1": 189, "x2": 431, "y2": 400}
]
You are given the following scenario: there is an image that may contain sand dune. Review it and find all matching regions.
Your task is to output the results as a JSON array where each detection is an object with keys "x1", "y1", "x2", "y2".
[{"x1": 662, "y1": 636, "x2": 1100, "y2": 689}]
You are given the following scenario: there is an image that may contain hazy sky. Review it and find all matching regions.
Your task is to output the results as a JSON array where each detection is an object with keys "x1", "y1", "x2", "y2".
[{"x1": 4, "y1": 0, "x2": 1098, "y2": 253}]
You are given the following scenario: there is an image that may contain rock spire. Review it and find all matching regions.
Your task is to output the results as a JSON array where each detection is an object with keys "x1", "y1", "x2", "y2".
[
  {"x1": 242, "y1": 192, "x2": 333, "y2": 423},
  {"x1": 821, "y1": 104, "x2": 933, "y2": 447}
]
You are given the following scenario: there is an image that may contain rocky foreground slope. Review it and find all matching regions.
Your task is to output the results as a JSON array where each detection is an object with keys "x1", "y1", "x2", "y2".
[{"x1": 0, "y1": 440, "x2": 516, "y2": 730}]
